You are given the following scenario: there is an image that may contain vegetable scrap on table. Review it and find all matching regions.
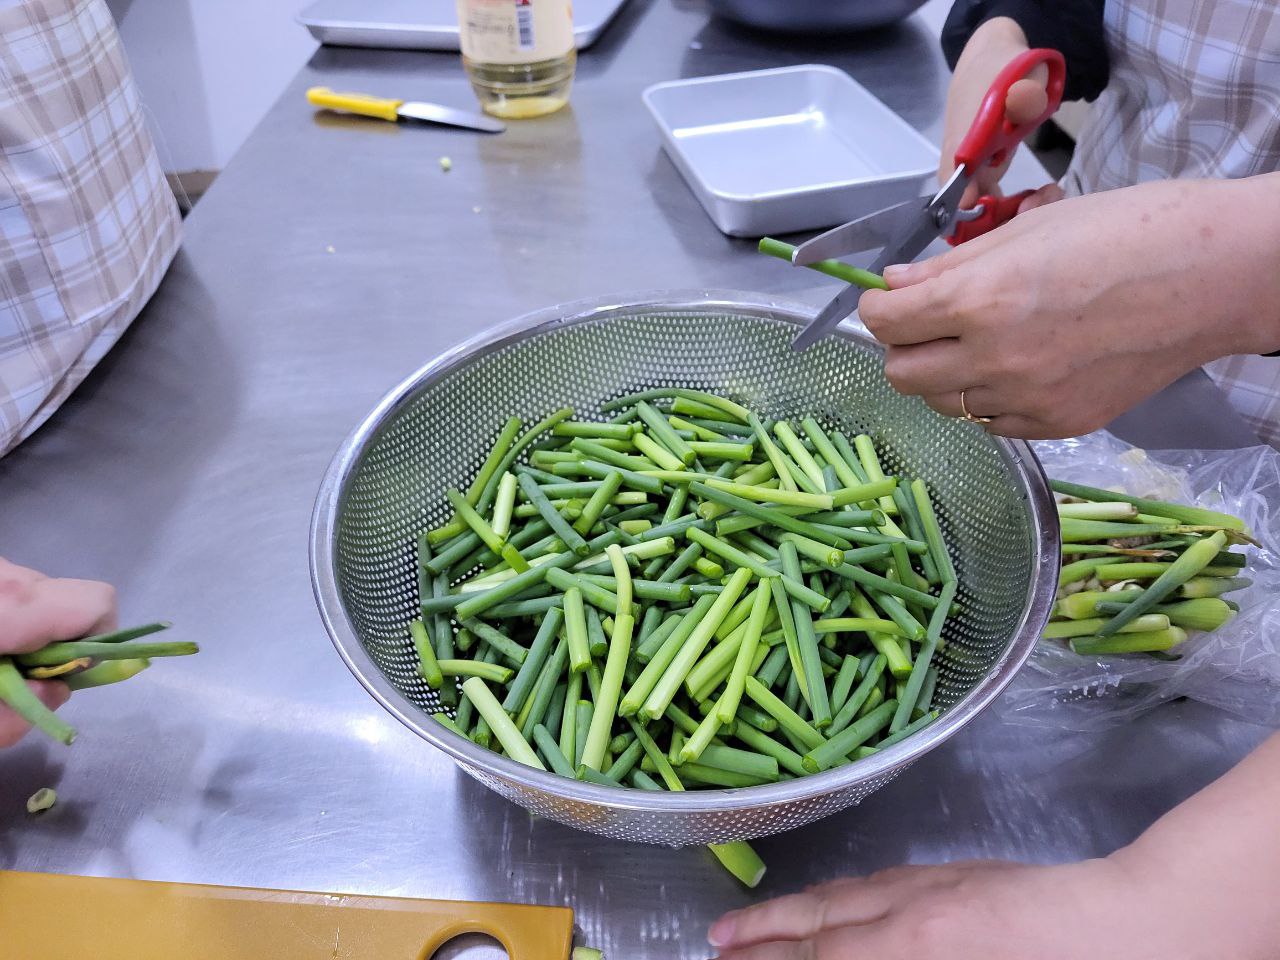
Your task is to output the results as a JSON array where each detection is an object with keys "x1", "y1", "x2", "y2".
[{"x1": 26, "y1": 787, "x2": 57, "y2": 815}]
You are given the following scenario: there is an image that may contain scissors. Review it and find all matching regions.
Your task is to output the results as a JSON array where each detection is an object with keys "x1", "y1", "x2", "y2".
[{"x1": 790, "y1": 48, "x2": 1067, "y2": 352}]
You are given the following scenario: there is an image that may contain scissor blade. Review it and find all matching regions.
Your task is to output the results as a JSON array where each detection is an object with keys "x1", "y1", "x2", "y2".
[
  {"x1": 791, "y1": 198, "x2": 928, "y2": 266},
  {"x1": 791, "y1": 283, "x2": 867, "y2": 351},
  {"x1": 876, "y1": 207, "x2": 947, "y2": 273},
  {"x1": 791, "y1": 207, "x2": 941, "y2": 351}
]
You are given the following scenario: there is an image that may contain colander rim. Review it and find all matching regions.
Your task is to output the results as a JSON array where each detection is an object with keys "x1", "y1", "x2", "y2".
[{"x1": 309, "y1": 289, "x2": 1060, "y2": 817}]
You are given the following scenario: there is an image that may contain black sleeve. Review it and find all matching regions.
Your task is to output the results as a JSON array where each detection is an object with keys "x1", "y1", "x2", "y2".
[{"x1": 941, "y1": 0, "x2": 1110, "y2": 103}]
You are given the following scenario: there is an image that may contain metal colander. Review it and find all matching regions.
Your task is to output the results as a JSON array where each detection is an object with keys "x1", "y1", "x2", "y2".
[{"x1": 310, "y1": 291, "x2": 1059, "y2": 846}]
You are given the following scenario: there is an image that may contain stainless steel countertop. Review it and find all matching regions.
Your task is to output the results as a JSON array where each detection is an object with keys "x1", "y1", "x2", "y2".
[{"x1": 0, "y1": 1, "x2": 1269, "y2": 956}]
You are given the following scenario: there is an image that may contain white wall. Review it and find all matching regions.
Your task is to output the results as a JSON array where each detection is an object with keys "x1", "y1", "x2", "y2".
[{"x1": 106, "y1": 0, "x2": 317, "y2": 174}]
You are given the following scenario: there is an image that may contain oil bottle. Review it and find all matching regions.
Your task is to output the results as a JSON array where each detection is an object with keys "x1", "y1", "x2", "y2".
[{"x1": 457, "y1": 0, "x2": 576, "y2": 119}]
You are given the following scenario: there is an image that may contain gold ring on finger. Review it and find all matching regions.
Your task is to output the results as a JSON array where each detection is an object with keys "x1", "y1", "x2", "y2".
[{"x1": 959, "y1": 390, "x2": 993, "y2": 424}]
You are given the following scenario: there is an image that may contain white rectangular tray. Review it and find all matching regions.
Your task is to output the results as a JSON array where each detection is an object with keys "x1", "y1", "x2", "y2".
[
  {"x1": 298, "y1": 0, "x2": 629, "y2": 51},
  {"x1": 643, "y1": 64, "x2": 939, "y2": 238}
]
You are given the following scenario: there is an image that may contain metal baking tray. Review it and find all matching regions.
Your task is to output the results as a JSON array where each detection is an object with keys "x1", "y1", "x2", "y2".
[
  {"x1": 298, "y1": 0, "x2": 629, "y2": 52},
  {"x1": 643, "y1": 64, "x2": 939, "y2": 238}
]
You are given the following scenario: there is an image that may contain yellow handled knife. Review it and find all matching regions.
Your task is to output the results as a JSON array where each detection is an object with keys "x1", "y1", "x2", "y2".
[{"x1": 306, "y1": 86, "x2": 505, "y2": 133}]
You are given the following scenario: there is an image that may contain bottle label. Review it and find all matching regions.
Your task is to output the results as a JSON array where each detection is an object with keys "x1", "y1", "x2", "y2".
[{"x1": 458, "y1": 0, "x2": 573, "y2": 65}]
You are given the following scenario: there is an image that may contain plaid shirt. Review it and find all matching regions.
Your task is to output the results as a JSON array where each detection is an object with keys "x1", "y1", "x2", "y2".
[
  {"x1": 1061, "y1": 0, "x2": 1280, "y2": 444},
  {"x1": 0, "y1": 0, "x2": 181, "y2": 456}
]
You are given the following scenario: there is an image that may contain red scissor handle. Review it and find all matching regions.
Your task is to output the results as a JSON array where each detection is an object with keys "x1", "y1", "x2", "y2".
[
  {"x1": 946, "y1": 48, "x2": 1065, "y2": 246},
  {"x1": 953, "y1": 48, "x2": 1066, "y2": 175},
  {"x1": 948, "y1": 191, "x2": 1033, "y2": 245}
]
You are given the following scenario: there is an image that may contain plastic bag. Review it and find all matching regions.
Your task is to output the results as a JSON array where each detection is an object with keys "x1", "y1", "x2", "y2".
[{"x1": 994, "y1": 431, "x2": 1280, "y2": 731}]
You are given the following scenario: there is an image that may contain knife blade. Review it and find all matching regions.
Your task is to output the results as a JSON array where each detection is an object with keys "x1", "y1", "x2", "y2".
[
  {"x1": 306, "y1": 86, "x2": 505, "y2": 133},
  {"x1": 397, "y1": 100, "x2": 506, "y2": 133}
]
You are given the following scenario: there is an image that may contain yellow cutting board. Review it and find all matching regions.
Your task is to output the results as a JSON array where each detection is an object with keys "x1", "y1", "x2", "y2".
[{"x1": 0, "y1": 870, "x2": 575, "y2": 959}]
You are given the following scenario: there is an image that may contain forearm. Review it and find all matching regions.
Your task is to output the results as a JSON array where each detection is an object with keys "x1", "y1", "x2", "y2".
[
  {"x1": 942, "y1": 0, "x2": 1109, "y2": 102},
  {"x1": 1041, "y1": 174, "x2": 1280, "y2": 364},
  {"x1": 939, "y1": 18, "x2": 1029, "y2": 177},
  {"x1": 947, "y1": 16, "x2": 1030, "y2": 119},
  {"x1": 952, "y1": 15, "x2": 1028, "y2": 77},
  {"x1": 1113, "y1": 732, "x2": 1280, "y2": 957},
  {"x1": 1214, "y1": 173, "x2": 1280, "y2": 356}
]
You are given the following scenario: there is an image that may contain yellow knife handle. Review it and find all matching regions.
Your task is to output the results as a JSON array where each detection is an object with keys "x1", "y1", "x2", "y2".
[{"x1": 306, "y1": 86, "x2": 403, "y2": 122}]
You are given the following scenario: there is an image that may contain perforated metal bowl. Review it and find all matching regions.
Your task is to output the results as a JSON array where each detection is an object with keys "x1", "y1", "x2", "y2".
[{"x1": 310, "y1": 291, "x2": 1059, "y2": 845}]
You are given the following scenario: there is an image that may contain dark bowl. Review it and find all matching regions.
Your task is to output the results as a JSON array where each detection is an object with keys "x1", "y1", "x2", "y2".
[{"x1": 705, "y1": 0, "x2": 929, "y2": 32}]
